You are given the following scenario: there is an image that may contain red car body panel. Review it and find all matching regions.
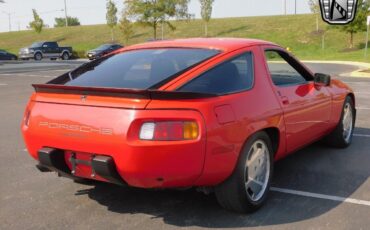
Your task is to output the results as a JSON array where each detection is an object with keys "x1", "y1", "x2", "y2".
[{"x1": 21, "y1": 38, "x2": 355, "y2": 188}]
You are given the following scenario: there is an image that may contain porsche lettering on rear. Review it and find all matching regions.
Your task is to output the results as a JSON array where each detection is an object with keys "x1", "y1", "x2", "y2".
[{"x1": 39, "y1": 122, "x2": 113, "y2": 135}]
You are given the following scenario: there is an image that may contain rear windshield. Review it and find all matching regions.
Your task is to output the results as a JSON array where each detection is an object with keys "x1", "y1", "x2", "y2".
[{"x1": 52, "y1": 48, "x2": 220, "y2": 89}]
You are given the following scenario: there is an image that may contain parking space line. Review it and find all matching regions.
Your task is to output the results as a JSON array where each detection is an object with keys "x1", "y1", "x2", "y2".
[
  {"x1": 343, "y1": 81, "x2": 370, "y2": 84},
  {"x1": 271, "y1": 187, "x2": 370, "y2": 206},
  {"x1": 0, "y1": 83, "x2": 8, "y2": 86},
  {"x1": 354, "y1": 133, "x2": 370, "y2": 138},
  {"x1": 358, "y1": 107, "x2": 370, "y2": 110},
  {"x1": 355, "y1": 92, "x2": 370, "y2": 94}
]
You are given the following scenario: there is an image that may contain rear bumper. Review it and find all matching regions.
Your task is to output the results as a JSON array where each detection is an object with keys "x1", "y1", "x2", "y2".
[{"x1": 37, "y1": 147, "x2": 126, "y2": 186}]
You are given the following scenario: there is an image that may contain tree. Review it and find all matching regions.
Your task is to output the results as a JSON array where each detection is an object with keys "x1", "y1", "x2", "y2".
[
  {"x1": 199, "y1": 0, "x2": 214, "y2": 37},
  {"x1": 124, "y1": 0, "x2": 191, "y2": 40},
  {"x1": 339, "y1": 0, "x2": 369, "y2": 48},
  {"x1": 106, "y1": 0, "x2": 118, "y2": 41},
  {"x1": 29, "y1": 9, "x2": 44, "y2": 33},
  {"x1": 54, "y1": 16, "x2": 80, "y2": 27},
  {"x1": 308, "y1": 0, "x2": 320, "y2": 32},
  {"x1": 119, "y1": 14, "x2": 134, "y2": 44}
]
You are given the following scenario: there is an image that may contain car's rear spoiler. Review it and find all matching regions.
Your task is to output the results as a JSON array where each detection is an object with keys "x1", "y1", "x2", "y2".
[{"x1": 32, "y1": 84, "x2": 218, "y2": 100}]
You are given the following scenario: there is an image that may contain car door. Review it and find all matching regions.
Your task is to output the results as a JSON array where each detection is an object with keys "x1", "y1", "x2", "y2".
[
  {"x1": 262, "y1": 47, "x2": 332, "y2": 153},
  {"x1": 48, "y1": 42, "x2": 59, "y2": 58}
]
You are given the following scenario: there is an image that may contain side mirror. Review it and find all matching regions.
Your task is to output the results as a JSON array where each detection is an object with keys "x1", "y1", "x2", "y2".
[{"x1": 314, "y1": 73, "x2": 331, "y2": 86}]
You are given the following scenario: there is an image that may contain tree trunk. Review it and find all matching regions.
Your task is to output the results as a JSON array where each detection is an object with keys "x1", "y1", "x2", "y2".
[
  {"x1": 111, "y1": 28, "x2": 114, "y2": 41},
  {"x1": 205, "y1": 22, "x2": 208, "y2": 37},
  {"x1": 316, "y1": 14, "x2": 319, "y2": 32},
  {"x1": 153, "y1": 22, "x2": 157, "y2": 40},
  {"x1": 350, "y1": 31, "x2": 354, "y2": 48}
]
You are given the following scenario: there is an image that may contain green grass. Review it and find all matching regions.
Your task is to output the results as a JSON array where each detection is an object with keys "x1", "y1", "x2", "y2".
[{"x1": 1, "y1": 14, "x2": 370, "y2": 61}]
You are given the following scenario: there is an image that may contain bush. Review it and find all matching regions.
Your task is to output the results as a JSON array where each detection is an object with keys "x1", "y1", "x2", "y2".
[{"x1": 71, "y1": 50, "x2": 86, "y2": 59}]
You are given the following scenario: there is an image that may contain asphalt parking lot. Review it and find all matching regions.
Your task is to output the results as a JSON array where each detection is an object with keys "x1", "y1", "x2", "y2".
[{"x1": 0, "y1": 61, "x2": 369, "y2": 230}]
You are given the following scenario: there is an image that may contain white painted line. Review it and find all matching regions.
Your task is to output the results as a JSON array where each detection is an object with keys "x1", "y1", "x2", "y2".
[
  {"x1": 343, "y1": 81, "x2": 370, "y2": 84},
  {"x1": 355, "y1": 92, "x2": 370, "y2": 94},
  {"x1": 271, "y1": 187, "x2": 370, "y2": 206},
  {"x1": 23, "y1": 148, "x2": 27, "y2": 152},
  {"x1": 0, "y1": 83, "x2": 7, "y2": 86},
  {"x1": 354, "y1": 133, "x2": 370, "y2": 138},
  {"x1": 358, "y1": 107, "x2": 370, "y2": 110}
]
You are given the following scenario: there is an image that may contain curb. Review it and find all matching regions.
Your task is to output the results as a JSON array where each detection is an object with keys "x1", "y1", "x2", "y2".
[{"x1": 302, "y1": 60, "x2": 370, "y2": 78}]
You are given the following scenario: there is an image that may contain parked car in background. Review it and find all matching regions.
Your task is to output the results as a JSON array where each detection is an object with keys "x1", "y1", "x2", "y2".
[
  {"x1": 22, "y1": 38, "x2": 356, "y2": 213},
  {"x1": 0, "y1": 49, "x2": 17, "y2": 60},
  {"x1": 19, "y1": 41, "x2": 73, "y2": 61},
  {"x1": 86, "y1": 44, "x2": 123, "y2": 60}
]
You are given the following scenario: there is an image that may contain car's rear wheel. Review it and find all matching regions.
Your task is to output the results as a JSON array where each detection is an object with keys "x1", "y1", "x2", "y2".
[
  {"x1": 61, "y1": 52, "x2": 70, "y2": 60},
  {"x1": 324, "y1": 96, "x2": 355, "y2": 148},
  {"x1": 215, "y1": 131, "x2": 273, "y2": 213},
  {"x1": 34, "y1": 53, "x2": 42, "y2": 61}
]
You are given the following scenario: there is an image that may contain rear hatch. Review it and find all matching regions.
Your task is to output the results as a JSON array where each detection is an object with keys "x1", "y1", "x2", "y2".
[{"x1": 23, "y1": 84, "x2": 210, "y2": 187}]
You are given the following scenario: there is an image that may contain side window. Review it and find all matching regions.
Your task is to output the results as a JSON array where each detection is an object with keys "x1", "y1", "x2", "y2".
[
  {"x1": 265, "y1": 50, "x2": 310, "y2": 86},
  {"x1": 178, "y1": 52, "x2": 254, "y2": 94},
  {"x1": 51, "y1": 42, "x2": 58, "y2": 48}
]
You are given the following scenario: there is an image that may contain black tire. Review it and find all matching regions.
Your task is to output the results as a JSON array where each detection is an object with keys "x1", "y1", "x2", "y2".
[
  {"x1": 61, "y1": 52, "x2": 70, "y2": 60},
  {"x1": 34, "y1": 53, "x2": 42, "y2": 61},
  {"x1": 215, "y1": 131, "x2": 274, "y2": 213},
  {"x1": 323, "y1": 96, "x2": 355, "y2": 148}
]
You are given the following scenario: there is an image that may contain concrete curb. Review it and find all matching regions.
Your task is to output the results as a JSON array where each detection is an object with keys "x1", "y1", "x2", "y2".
[{"x1": 302, "y1": 60, "x2": 370, "y2": 78}]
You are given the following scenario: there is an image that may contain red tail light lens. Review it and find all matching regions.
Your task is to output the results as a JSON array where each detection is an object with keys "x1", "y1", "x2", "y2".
[{"x1": 139, "y1": 121, "x2": 199, "y2": 141}]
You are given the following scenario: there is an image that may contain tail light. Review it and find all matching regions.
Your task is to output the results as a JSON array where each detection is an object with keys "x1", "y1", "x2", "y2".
[{"x1": 139, "y1": 121, "x2": 199, "y2": 141}]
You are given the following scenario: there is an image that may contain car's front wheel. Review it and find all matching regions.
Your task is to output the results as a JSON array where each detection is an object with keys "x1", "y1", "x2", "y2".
[
  {"x1": 215, "y1": 131, "x2": 273, "y2": 213},
  {"x1": 34, "y1": 53, "x2": 42, "y2": 61},
  {"x1": 324, "y1": 96, "x2": 355, "y2": 148}
]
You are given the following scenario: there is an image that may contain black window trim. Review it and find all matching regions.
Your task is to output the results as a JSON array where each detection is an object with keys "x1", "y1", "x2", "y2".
[
  {"x1": 176, "y1": 51, "x2": 255, "y2": 96},
  {"x1": 264, "y1": 48, "x2": 314, "y2": 88}
]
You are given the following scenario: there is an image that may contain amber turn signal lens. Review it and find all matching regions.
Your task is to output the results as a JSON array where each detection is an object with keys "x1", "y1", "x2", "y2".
[{"x1": 183, "y1": 122, "x2": 199, "y2": 140}]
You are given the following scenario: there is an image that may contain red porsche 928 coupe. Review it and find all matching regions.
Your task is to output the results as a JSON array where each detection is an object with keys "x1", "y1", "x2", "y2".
[{"x1": 22, "y1": 38, "x2": 356, "y2": 213}]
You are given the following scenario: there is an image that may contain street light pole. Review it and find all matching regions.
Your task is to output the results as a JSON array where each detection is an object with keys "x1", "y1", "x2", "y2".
[
  {"x1": 295, "y1": 0, "x2": 297, "y2": 14},
  {"x1": 64, "y1": 0, "x2": 68, "y2": 27},
  {"x1": 283, "y1": 0, "x2": 287, "y2": 15},
  {"x1": 2, "y1": 11, "x2": 12, "y2": 31}
]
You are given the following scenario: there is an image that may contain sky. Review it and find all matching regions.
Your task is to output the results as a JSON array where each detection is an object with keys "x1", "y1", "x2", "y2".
[{"x1": 0, "y1": 0, "x2": 312, "y2": 33}]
